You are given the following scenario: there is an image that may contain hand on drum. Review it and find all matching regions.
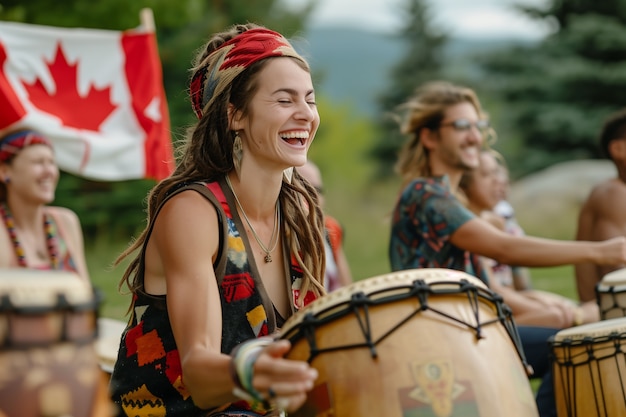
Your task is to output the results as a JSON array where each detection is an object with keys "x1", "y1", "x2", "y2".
[
  {"x1": 231, "y1": 338, "x2": 317, "y2": 413},
  {"x1": 253, "y1": 340, "x2": 318, "y2": 411},
  {"x1": 513, "y1": 289, "x2": 595, "y2": 328},
  {"x1": 549, "y1": 301, "x2": 577, "y2": 329},
  {"x1": 596, "y1": 236, "x2": 626, "y2": 266}
]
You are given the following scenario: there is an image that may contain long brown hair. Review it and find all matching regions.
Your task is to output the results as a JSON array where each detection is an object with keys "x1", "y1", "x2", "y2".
[
  {"x1": 116, "y1": 23, "x2": 326, "y2": 306},
  {"x1": 394, "y1": 81, "x2": 493, "y2": 189}
]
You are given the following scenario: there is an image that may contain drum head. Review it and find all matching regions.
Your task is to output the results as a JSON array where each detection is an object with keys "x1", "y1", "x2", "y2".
[
  {"x1": 553, "y1": 316, "x2": 626, "y2": 342},
  {"x1": 97, "y1": 318, "x2": 126, "y2": 374},
  {"x1": 0, "y1": 268, "x2": 93, "y2": 308},
  {"x1": 283, "y1": 268, "x2": 488, "y2": 336},
  {"x1": 597, "y1": 267, "x2": 626, "y2": 290}
]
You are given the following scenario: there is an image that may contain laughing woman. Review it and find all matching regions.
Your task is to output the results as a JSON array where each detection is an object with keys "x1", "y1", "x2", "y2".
[{"x1": 110, "y1": 24, "x2": 324, "y2": 417}]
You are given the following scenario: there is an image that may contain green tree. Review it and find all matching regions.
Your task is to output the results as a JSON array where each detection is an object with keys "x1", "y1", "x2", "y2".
[
  {"x1": 369, "y1": 0, "x2": 448, "y2": 178},
  {"x1": 477, "y1": 1, "x2": 626, "y2": 178}
]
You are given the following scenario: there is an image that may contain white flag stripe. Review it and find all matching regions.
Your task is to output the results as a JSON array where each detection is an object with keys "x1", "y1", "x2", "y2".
[
  {"x1": 0, "y1": 20, "x2": 173, "y2": 180},
  {"x1": 17, "y1": 115, "x2": 145, "y2": 180},
  {"x1": 0, "y1": 22, "x2": 125, "y2": 96}
]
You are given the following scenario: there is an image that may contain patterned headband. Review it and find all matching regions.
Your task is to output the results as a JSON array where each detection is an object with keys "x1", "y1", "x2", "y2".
[
  {"x1": 0, "y1": 130, "x2": 52, "y2": 163},
  {"x1": 190, "y1": 28, "x2": 308, "y2": 119}
]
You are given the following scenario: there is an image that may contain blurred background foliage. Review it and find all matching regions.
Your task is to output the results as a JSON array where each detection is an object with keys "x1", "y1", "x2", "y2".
[{"x1": 3, "y1": 0, "x2": 626, "y2": 316}]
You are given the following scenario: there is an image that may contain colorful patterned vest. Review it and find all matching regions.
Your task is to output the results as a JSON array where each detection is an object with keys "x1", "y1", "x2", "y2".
[{"x1": 110, "y1": 180, "x2": 317, "y2": 417}]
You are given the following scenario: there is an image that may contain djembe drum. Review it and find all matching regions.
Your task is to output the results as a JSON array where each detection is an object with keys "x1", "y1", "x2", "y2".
[
  {"x1": 0, "y1": 269, "x2": 110, "y2": 417},
  {"x1": 596, "y1": 268, "x2": 626, "y2": 320},
  {"x1": 549, "y1": 318, "x2": 626, "y2": 417},
  {"x1": 280, "y1": 268, "x2": 538, "y2": 417},
  {"x1": 96, "y1": 317, "x2": 126, "y2": 383}
]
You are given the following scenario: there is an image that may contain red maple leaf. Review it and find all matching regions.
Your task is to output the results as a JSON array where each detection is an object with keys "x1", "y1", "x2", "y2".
[{"x1": 22, "y1": 43, "x2": 117, "y2": 131}]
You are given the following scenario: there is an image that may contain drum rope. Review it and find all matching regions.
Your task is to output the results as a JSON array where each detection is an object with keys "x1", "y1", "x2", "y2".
[
  {"x1": 283, "y1": 279, "x2": 531, "y2": 371},
  {"x1": 551, "y1": 332, "x2": 626, "y2": 416},
  {"x1": 595, "y1": 282, "x2": 626, "y2": 320}
]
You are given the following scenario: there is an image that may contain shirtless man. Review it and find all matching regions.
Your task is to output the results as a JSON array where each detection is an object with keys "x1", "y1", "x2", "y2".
[{"x1": 575, "y1": 109, "x2": 626, "y2": 302}]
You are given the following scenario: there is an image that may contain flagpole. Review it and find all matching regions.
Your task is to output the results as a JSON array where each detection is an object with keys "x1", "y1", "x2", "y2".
[{"x1": 139, "y1": 8, "x2": 155, "y2": 32}]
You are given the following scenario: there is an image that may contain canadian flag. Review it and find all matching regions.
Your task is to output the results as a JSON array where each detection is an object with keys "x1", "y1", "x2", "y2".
[{"x1": 0, "y1": 20, "x2": 174, "y2": 181}]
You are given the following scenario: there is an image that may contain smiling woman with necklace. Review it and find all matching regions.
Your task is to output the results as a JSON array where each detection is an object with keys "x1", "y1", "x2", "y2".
[
  {"x1": 110, "y1": 24, "x2": 325, "y2": 417},
  {"x1": 0, "y1": 129, "x2": 89, "y2": 280}
]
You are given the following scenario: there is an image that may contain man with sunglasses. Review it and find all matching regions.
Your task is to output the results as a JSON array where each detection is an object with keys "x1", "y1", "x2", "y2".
[{"x1": 387, "y1": 81, "x2": 626, "y2": 417}]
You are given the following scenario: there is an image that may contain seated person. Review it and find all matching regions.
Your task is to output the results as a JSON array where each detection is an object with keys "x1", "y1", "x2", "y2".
[
  {"x1": 459, "y1": 149, "x2": 599, "y2": 328},
  {"x1": 0, "y1": 129, "x2": 89, "y2": 280},
  {"x1": 297, "y1": 160, "x2": 353, "y2": 292},
  {"x1": 575, "y1": 108, "x2": 626, "y2": 302},
  {"x1": 492, "y1": 158, "x2": 533, "y2": 291}
]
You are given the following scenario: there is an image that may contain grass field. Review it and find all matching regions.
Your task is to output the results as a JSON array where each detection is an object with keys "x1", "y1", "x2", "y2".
[{"x1": 89, "y1": 176, "x2": 581, "y2": 323}]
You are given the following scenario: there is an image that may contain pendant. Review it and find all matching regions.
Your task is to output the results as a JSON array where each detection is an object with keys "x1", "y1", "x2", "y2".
[{"x1": 264, "y1": 253, "x2": 272, "y2": 263}]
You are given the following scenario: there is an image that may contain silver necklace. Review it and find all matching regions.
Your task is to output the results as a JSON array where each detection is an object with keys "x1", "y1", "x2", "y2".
[{"x1": 225, "y1": 175, "x2": 280, "y2": 263}]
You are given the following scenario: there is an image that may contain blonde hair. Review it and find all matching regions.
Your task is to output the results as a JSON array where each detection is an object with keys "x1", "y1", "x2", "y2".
[{"x1": 394, "y1": 81, "x2": 494, "y2": 189}]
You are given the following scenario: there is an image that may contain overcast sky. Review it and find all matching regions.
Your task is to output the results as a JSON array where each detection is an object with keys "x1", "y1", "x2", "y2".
[{"x1": 284, "y1": 0, "x2": 552, "y2": 40}]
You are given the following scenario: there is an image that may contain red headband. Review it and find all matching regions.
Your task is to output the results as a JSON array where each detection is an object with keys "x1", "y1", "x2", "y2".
[
  {"x1": 190, "y1": 28, "x2": 307, "y2": 119},
  {"x1": 0, "y1": 130, "x2": 52, "y2": 162}
]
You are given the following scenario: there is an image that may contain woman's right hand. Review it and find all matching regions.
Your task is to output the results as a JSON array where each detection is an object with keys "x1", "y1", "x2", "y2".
[{"x1": 249, "y1": 339, "x2": 318, "y2": 413}]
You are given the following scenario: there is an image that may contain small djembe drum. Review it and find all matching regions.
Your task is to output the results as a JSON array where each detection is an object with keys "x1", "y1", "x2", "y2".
[
  {"x1": 596, "y1": 268, "x2": 626, "y2": 320},
  {"x1": 96, "y1": 317, "x2": 126, "y2": 384},
  {"x1": 0, "y1": 268, "x2": 110, "y2": 417},
  {"x1": 550, "y1": 317, "x2": 626, "y2": 417}
]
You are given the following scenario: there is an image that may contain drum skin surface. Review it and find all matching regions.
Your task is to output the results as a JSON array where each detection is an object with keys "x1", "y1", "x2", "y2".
[
  {"x1": 0, "y1": 268, "x2": 111, "y2": 417},
  {"x1": 550, "y1": 317, "x2": 626, "y2": 417},
  {"x1": 281, "y1": 268, "x2": 538, "y2": 417},
  {"x1": 97, "y1": 317, "x2": 127, "y2": 375}
]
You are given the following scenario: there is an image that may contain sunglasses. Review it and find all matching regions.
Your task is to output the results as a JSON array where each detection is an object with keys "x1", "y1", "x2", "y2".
[{"x1": 440, "y1": 119, "x2": 490, "y2": 133}]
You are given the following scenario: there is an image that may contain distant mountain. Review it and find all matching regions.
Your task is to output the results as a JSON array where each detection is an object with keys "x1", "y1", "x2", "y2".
[
  {"x1": 293, "y1": 27, "x2": 403, "y2": 116},
  {"x1": 293, "y1": 26, "x2": 537, "y2": 116}
]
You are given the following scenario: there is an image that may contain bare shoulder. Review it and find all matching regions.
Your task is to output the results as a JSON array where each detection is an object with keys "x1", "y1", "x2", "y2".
[
  {"x1": 153, "y1": 190, "x2": 220, "y2": 236},
  {"x1": 46, "y1": 206, "x2": 81, "y2": 226},
  {"x1": 588, "y1": 179, "x2": 626, "y2": 202},
  {"x1": 585, "y1": 179, "x2": 626, "y2": 216},
  {"x1": 158, "y1": 189, "x2": 219, "y2": 217},
  {"x1": 150, "y1": 189, "x2": 221, "y2": 265}
]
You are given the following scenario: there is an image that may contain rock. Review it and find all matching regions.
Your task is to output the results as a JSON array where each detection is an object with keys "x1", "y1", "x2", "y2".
[{"x1": 509, "y1": 160, "x2": 615, "y2": 239}]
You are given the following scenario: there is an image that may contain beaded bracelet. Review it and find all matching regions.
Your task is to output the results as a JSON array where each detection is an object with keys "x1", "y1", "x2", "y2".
[
  {"x1": 573, "y1": 307, "x2": 584, "y2": 327},
  {"x1": 230, "y1": 337, "x2": 273, "y2": 406}
]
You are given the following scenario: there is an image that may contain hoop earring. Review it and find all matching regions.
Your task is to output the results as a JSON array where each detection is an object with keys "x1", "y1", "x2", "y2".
[{"x1": 233, "y1": 131, "x2": 243, "y2": 178}]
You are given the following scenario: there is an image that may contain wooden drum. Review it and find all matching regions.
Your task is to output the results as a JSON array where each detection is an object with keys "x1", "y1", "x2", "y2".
[
  {"x1": 280, "y1": 268, "x2": 538, "y2": 417},
  {"x1": 550, "y1": 317, "x2": 626, "y2": 417},
  {"x1": 0, "y1": 269, "x2": 109, "y2": 417},
  {"x1": 96, "y1": 317, "x2": 126, "y2": 381},
  {"x1": 596, "y1": 268, "x2": 626, "y2": 320}
]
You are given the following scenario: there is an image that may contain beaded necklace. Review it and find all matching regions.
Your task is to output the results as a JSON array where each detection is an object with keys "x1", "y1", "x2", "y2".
[{"x1": 0, "y1": 202, "x2": 59, "y2": 269}]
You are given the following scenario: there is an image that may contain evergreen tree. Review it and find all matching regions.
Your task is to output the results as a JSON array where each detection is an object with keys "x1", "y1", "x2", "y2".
[
  {"x1": 478, "y1": 0, "x2": 626, "y2": 177},
  {"x1": 370, "y1": 0, "x2": 448, "y2": 178}
]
